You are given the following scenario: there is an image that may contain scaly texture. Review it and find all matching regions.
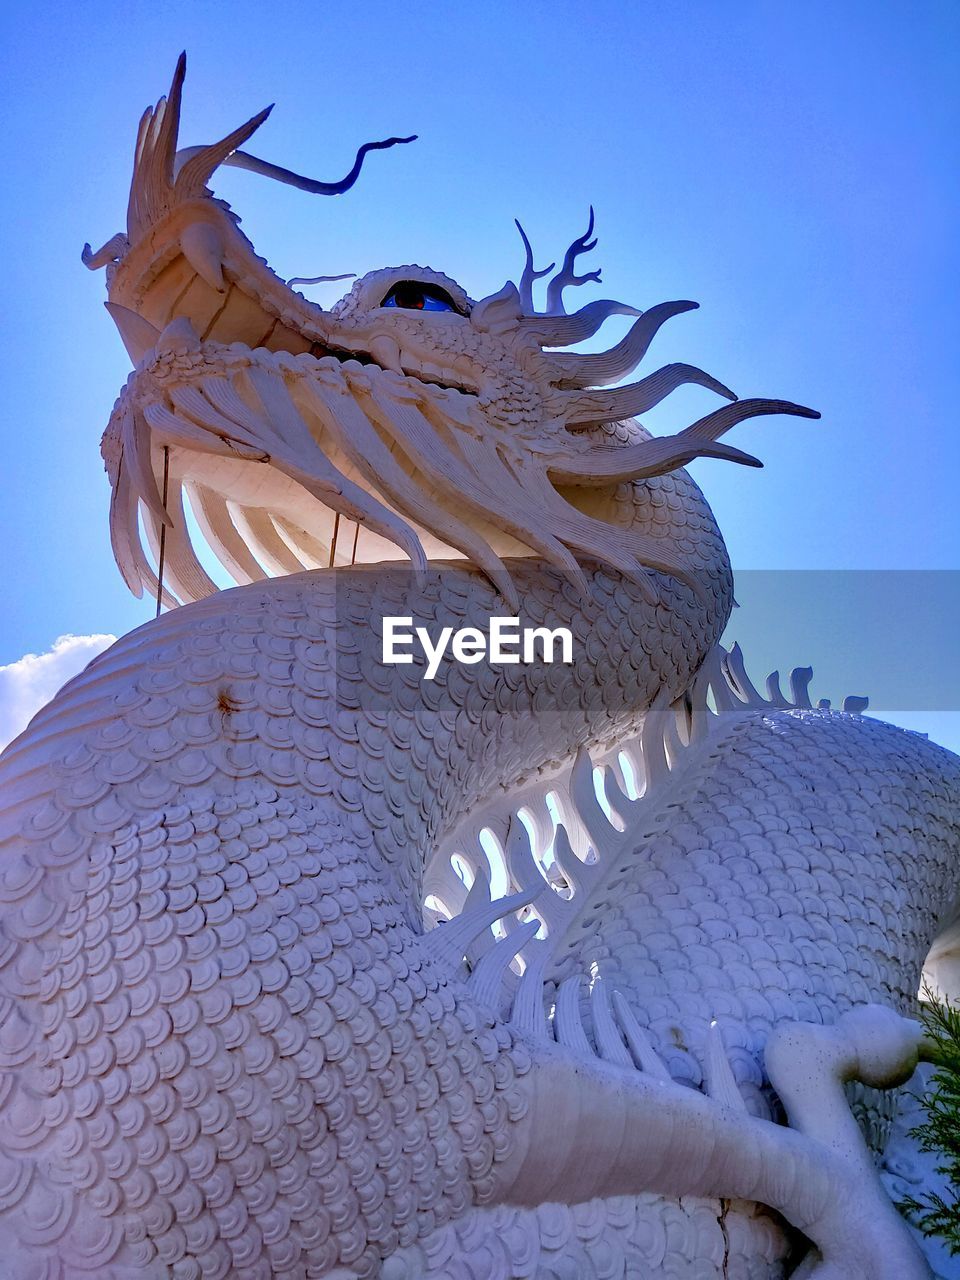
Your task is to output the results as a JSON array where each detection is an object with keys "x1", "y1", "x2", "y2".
[
  {"x1": 0, "y1": 547, "x2": 725, "y2": 1277},
  {"x1": 0, "y1": 561, "x2": 953, "y2": 1277}
]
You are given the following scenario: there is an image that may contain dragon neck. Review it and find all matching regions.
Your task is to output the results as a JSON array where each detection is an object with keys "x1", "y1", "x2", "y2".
[{"x1": 328, "y1": 467, "x2": 732, "y2": 921}]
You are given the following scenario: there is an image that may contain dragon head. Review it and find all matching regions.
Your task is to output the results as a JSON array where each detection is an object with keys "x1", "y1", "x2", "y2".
[{"x1": 87, "y1": 55, "x2": 817, "y2": 611}]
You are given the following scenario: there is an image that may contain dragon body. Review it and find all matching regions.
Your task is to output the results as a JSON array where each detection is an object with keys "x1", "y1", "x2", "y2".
[{"x1": 0, "y1": 58, "x2": 954, "y2": 1278}]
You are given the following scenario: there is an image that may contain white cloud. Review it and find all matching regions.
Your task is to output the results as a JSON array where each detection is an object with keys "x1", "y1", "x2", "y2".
[{"x1": 0, "y1": 634, "x2": 116, "y2": 751}]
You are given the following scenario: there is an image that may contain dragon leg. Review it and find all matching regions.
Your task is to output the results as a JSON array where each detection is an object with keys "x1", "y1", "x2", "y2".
[
  {"x1": 485, "y1": 1004, "x2": 930, "y2": 1280},
  {"x1": 410, "y1": 877, "x2": 932, "y2": 1280}
]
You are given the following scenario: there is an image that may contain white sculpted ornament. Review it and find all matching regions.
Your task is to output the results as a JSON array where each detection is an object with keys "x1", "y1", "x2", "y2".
[{"x1": 0, "y1": 55, "x2": 954, "y2": 1279}]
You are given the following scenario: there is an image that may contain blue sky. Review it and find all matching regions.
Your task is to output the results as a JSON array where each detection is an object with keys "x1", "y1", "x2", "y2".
[{"x1": 1, "y1": 1, "x2": 957, "y2": 746}]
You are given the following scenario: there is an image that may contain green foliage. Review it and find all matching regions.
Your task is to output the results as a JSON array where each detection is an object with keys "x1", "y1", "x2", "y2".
[{"x1": 898, "y1": 990, "x2": 960, "y2": 1254}]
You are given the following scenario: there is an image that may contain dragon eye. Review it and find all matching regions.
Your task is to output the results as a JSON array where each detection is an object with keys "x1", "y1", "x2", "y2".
[{"x1": 380, "y1": 282, "x2": 459, "y2": 312}]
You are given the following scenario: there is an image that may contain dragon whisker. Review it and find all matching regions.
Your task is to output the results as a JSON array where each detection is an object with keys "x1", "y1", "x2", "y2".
[{"x1": 547, "y1": 301, "x2": 700, "y2": 390}]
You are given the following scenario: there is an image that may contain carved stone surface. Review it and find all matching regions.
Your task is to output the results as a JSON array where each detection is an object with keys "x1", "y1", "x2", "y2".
[{"x1": 0, "y1": 56, "x2": 955, "y2": 1279}]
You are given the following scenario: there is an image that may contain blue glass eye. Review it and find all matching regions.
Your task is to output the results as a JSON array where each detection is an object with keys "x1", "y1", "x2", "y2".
[{"x1": 381, "y1": 282, "x2": 458, "y2": 312}]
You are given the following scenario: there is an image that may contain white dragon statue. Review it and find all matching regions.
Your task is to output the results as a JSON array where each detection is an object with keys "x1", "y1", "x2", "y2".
[{"x1": 0, "y1": 56, "x2": 955, "y2": 1280}]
